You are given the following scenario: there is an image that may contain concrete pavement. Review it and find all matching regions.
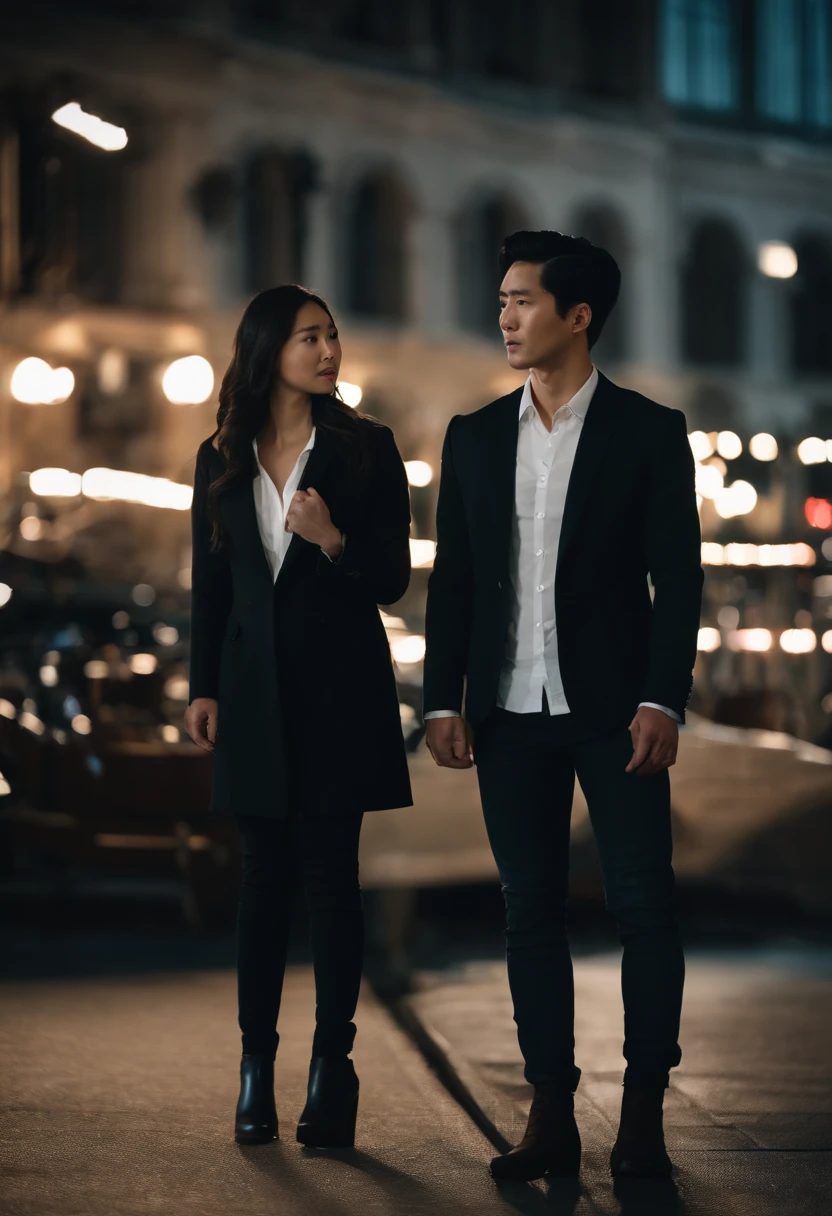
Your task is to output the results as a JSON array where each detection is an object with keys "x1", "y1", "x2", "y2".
[
  {"x1": 0, "y1": 962, "x2": 555, "y2": 1216},
  {"x1": 399, "y1": 947, "x2": 832, "y2": 1215}
]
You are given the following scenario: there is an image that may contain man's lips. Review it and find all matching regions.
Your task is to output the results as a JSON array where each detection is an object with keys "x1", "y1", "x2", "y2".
[{"x1": 505, "y1": 341, "x2": 520, "y2": 350}]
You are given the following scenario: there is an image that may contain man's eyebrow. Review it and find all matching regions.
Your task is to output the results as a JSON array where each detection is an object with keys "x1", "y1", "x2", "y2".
[{"x1": 498, "y1": 288, "x2": 536, "y2": 297}]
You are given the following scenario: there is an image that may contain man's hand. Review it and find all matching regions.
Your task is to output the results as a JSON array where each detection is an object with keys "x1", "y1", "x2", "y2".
[
  {"x1": 426, "y1": 716, "x2": 475, "y2": 769},
  {"x1": 184, "y1": 697, "x2": 218, "y2": 752},
  {"x1": 626, "y1": 705, "x2": 678, "y2": 776},
  {"x1": 285, "y1": 487, "x2": 341, "y2": 555}
]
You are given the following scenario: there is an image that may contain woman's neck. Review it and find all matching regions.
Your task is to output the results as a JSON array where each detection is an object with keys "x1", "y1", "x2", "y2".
[{"x1": 263, "y1": 384, "x2": 314, "y2": 449}]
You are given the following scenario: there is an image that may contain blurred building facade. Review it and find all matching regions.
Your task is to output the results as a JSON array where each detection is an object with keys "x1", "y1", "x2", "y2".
[{"x1": 2, "y1": 0, "x2": 832, "y2": 736}]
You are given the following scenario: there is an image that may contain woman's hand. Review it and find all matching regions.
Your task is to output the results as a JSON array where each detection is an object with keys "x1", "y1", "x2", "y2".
[
  {"x1": 285, "y1": 487, "x2": 342, "y2": 556},
  {"x1": 184, "y1": 697, "x2": 218, "y2": 752}
]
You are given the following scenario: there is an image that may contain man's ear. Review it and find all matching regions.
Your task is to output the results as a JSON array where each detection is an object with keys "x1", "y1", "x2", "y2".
[{"x1": 572, "y1": 302, "x2": 592, "y2": 336}]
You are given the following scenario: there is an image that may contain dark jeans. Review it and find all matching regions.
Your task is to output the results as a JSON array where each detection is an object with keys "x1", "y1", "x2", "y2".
[
  {"x1": 474, "y1": 697, "x2": 685, "y2": 1091},
  {"x1": 234, "y1": 808, "x2": 365, "y2": 1060}
]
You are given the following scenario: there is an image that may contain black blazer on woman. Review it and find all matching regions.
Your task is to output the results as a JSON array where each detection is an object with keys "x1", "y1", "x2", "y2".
[
  {"x1": 423, "y1": 371, "x2": 704, "y2": 734},
  {"x1": 189, "y1": 413, "x2": 414, "y2": 820}
]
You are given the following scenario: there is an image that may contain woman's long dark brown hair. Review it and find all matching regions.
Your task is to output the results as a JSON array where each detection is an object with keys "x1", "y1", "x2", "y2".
[{"x1": 206, "y1": 285, "x2": 371, "y2": 550}]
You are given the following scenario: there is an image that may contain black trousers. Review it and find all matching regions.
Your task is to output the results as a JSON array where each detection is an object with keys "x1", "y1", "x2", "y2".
[
  {"x1": 232, "y1": 580, "x2": 366, "y2": 1060},
  {"x1": 234, "y1": 808, "x2": 365, "y2": 1060},
  {"x1": 474, "y1": 693, "x2": 685, "y2": 1091}
]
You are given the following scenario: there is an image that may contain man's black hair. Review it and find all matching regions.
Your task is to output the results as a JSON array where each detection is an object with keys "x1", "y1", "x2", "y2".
[{"x1": 498, "y1": 230, "x2": 621, "y2": 349}]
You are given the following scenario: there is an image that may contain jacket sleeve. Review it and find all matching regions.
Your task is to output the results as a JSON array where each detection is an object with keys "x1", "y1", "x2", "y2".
[
  {"x1": 188, "y1": 444, "x2": 233, "y2": 704},
  {"x1": 422, "y1": 415, "x2": 474, "y2": 716},
  {"x1": 315, "y1": 423, "x2": 412, "y2": 605},
  {"x1": 641, "y1": 408, "x2": 704, "y2": 720}
]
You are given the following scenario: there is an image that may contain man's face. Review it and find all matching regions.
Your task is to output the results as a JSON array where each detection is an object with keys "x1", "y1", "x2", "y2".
[{"x1": 499, "y1": 261, "x2": 588, "y2": 369}]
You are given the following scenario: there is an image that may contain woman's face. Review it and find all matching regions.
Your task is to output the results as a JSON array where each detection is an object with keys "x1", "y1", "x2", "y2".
[{"x1": 277, "y1": 301, "x2": 342, "y2": 396}]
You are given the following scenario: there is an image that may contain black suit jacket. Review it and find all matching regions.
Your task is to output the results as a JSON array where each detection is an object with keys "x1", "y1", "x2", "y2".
[
  {"x1": 423, "y1": 372, "x2": 704, "y2": 733},
  {"x1": 189, "y1": 413, "x2": 414, "y2": 818}
]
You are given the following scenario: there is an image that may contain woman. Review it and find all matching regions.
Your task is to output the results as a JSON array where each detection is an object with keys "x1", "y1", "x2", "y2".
[{"x1": 184, "y1": 285, "x2": 413, "y2": 1149}]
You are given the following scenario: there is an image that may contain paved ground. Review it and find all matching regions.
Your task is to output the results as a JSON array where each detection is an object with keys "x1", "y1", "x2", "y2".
[
  {"x1": 1, "y1": 962, "x2": 561, "y2": 1216},
  {"x1": 400, "y1": 946, "x2": 832, "y2": 1215}
]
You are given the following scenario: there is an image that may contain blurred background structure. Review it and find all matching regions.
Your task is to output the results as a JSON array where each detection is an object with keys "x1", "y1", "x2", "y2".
[
  {"x1": 1, "y1": 0, "x2": 832, "y2": 926},
  {"x1": 2, "y1": 7, "x2": 832, "y2": 1214}
]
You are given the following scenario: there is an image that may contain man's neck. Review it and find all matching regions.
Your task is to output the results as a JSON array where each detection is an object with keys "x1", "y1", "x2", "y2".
[{"x1": 528, "y1": 358, "x2": 594, "y2": 430}]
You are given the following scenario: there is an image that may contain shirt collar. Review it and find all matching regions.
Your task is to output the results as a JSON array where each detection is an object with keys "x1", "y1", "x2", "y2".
[
  {"x1": 252, "y1": 425, "x2": 316, "y2": 471},
  {"x1": 518, "y1": 365, "x2": 598, "y2": 424}
]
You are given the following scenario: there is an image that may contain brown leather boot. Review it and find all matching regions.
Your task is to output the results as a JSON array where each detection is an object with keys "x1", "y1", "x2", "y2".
[
  {"x1": 609, "y1": 1082, "x2": 672, "y2": 1177},
  {"x1": 490, "y1": 1083, "x2": 581, "y2": 1181}
]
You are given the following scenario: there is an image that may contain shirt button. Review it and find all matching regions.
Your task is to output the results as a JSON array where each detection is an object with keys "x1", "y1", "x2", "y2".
[
  {"x1": 535, "y1": 549, "x2": 543, "y2": 556},
  {"x1": 539, "y1": 475, "x2": 546, "y2": 483},
  {"x1": 537, "y1": 584, "x2": 544, "y2": 592},
  {"x1": 537, "y1": 512, "x2": 544, "y2": 519}
]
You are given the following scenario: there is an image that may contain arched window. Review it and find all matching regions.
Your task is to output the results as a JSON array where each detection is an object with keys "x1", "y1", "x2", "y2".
[
  {"x1": 660, "y1": 0, "x2": 738, "y2": 111},
  {"x1": 456, "y1": 193, "x2": 527, "y2": 338},
  {"x1": 343, "y1": 169, "x2": 411, "y2": 323},
  {"x1": 681, "y1": 219, "x2": 748, "y2": 366},
  {"x1": 241, "y1": 148, "x2": 317, "y2": 293},
  {"x1": 791, "y1": 233, "x2": 832, "y2": 375},
  {"x1": 15, "y1": 105, "x2": 125, "y2": 303},
  {"x1": 570, "y1": 203, "x2": 630, "y2": 364}
]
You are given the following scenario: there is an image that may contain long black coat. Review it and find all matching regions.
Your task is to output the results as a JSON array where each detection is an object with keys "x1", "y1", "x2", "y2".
[
  {"x1": 423, "y1": 371, "x2": 704, "y2": 732},
  {"x1": 188, "y1": 414, "x2": 414, "y2": 819}
]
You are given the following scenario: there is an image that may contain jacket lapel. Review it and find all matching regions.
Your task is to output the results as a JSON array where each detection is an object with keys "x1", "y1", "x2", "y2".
[
  {"x1": 217, "y1": 446, "x2": 274, "y2": 590},
  {"x1": 274, "y1": 422, "x2": 335, "y2": 584},
  {"x1": 555, "y1": 370, "x2": 624, "y2": 581},
  {"x1": 490, "y1": 388, "x2": 524, "y2": 577},
  {"x1": 215, "y1": 422, "x2": 337, "y2": 589},
  {"x1": 487, "y1": 373, "x2": 624, "y2": 582}
]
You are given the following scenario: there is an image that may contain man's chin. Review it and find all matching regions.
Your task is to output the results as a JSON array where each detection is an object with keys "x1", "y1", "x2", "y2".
[{"x1": 506, "y1": 350, "x2": 532, "y2": 370}]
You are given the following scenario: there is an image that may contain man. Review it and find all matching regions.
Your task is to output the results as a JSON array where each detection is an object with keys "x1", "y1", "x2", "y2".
[{"x1": 423, "y1": 230, "x2": 703, "y2": 1181}]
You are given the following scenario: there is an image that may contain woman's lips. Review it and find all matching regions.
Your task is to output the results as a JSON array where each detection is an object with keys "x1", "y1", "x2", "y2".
[{"x1": 319, "y1": 369, "x2": 336, "y2": 378}]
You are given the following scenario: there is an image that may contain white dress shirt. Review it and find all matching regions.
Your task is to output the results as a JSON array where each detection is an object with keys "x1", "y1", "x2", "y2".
[
  {"x1": 252, "y1": 430, "x2": 316, "y2": 582},
  {"x1": 425, "y1": 368, "x2": 679, "y2": 723}
]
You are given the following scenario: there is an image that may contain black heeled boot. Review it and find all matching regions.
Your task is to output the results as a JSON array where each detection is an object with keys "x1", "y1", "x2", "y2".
[
  {"x1": 489, "y1": 1083, "x2": 581, "y2": 1181},
  {"x1": 609, "y1": 1082, "x2": 672, "y2": 1177},
  {"x1": 234, "y1": 1054, "x2": 278, "y2": 1144},
  {"x1": 296, "y1": 1056, "x2": 359, "y2": 1149}
]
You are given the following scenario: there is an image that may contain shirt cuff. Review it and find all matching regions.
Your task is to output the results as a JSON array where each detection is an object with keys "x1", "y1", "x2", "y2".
[
  {"x1": 638, "y1": 701, "x2": 682, "y2": 723},
  {"x1": 423, "y1": 710, "x2": 462, "y2": 719},
  {"x1": 320, "y1": 531, "x2": 346, "y2": 564}
]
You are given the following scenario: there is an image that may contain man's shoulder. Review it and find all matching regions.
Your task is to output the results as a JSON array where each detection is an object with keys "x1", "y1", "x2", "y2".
[
  {"x1": 450, "y1": 386, "x2": 524, "y2": 431},
  {"x1": 602, "y1": 375, "x2": 684, "y2": 426}
]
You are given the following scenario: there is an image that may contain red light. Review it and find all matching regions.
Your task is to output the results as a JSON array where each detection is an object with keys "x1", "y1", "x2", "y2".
[{"x1": 805, "y1": 497, "x2": 832, "y2": 529}]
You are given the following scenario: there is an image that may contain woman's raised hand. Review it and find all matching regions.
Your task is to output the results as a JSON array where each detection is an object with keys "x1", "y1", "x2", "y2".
[{"x1": 285, "y1": 487, "x2": 342, "y2": 556}]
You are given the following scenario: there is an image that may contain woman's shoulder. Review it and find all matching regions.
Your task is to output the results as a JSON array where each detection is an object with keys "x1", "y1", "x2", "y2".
[
  {"x1": 352, "y1": 414, "x2": 397, "y2": 449},
  {"x1": 196, "y1": 432, "x2": 223, "y2": 461}
]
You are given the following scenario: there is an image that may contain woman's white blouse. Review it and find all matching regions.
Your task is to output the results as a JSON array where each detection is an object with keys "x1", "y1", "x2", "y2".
[{"x1": 251, "y1": 429, "x2": 316, "y2": 582}]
